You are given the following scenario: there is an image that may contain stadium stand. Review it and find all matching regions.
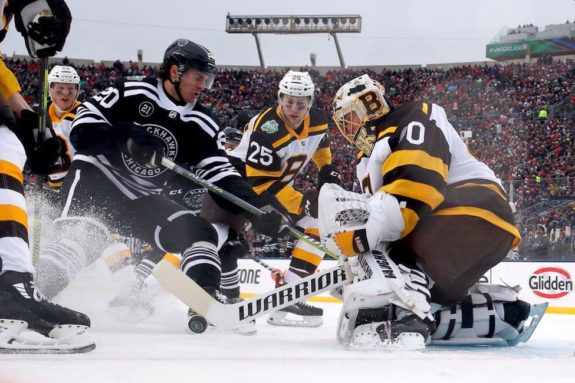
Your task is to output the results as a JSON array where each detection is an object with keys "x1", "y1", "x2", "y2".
[{"x1": 3, "y1": 54, "x2": 574, "y2": 260}]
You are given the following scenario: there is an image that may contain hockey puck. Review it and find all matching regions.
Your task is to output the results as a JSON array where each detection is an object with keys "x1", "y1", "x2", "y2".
[{"x1": 187, "y1": 315, "x2": 208, "y2": 333}]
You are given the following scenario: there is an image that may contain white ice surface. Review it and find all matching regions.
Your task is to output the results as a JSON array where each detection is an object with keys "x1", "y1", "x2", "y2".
[{"x1": 1, "y1": 261, "x2": 574, "y2": 383}]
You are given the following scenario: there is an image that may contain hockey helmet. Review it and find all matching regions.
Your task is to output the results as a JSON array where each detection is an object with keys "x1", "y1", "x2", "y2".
[
  {"x1": 332, "y1": 74, "x2": 390, "y2": 155},
  {"x1": 223, "y1": 126, "x2": 243, "y2": 144},
  {"x1": 160, "y1": 39, "x2": 216, "y2": 88},
  {"x1": 278, "y1": 70, "x2": 315, "y2": 99},
  {"x1": 48, "y1": 65, "x2": 80, "y2": 86}
]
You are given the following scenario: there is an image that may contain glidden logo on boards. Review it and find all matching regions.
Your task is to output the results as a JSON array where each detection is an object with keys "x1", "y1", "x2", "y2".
[{"x1": 528, "y1": 267, "x2": 573, "y2": 299}]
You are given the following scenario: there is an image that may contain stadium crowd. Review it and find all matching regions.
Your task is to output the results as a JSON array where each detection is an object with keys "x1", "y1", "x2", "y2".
[{"x1": 3, "y1": 55, "x2": 574, "y2": 260}]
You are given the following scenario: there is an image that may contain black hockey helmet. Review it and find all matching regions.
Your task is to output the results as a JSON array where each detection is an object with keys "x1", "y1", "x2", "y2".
[
  {"x1": 223, "y1": 126, "x2": 243, "y2": 144},
  {"x1": 160, "y1": 38, "x2": 216, "y2": 88}
]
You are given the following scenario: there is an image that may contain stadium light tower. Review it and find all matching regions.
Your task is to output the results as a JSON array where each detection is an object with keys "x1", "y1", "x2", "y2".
[{"x1": 225, "y1": 14, "x2": 362, "y2": 69}]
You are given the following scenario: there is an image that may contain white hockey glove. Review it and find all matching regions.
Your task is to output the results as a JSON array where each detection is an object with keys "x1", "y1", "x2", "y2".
[
  {"x1": 318, "y1": 183, "x2": 404, "y2": 257},
  {"x1": 364, "y1": 191, "x2": 404, "y2": 247}
]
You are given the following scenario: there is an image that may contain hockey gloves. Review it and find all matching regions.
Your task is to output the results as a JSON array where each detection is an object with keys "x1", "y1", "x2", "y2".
[
  {"x1": 13, "y1": 109, "x2": 63, "y2": 175},
  {"x1": 12, "y1": 0, "x2": 72, "y2": 58},
  {"x1": 250, "y1": 205, "x2": 290, "y2": 238},
  {"x1": 317, "y1": 164, "x2": 343, "y2": 191}
]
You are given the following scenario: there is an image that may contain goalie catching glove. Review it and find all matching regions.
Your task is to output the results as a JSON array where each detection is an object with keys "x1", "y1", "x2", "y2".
[{"x1": 318, "y1": 183, "x2": 404, "y2": 257}]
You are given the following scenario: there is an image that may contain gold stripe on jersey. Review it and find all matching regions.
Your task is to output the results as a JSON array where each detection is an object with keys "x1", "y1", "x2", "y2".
[
  {"x1": 400, "y1": 207, "x2": 419, "y2": 238},
  {"x1": 246, "y1": 164, "x2": 282, "y2": 179},
  {"x1": 381, "y1": 179, "x2": 444, "y2": 210},
  {"x1": 378, "y1": 126, "x2": 397, "y2": 140},
  {"x1": 0, "y1": 159, "x2": 23, "y2": 184},
  {"x1": 382, "y1": 150, "x2": 448, "y2": 182},
  {"x1": 0, "y1": 204, "x2": 28, "y2": 229},
  {"x1": 434, "y1": 206, "x2": 521, "y2": 248},
  {"x1": 272, "y1": 133, "x2": 292, "y2": 149},
  {"x1": 308, "y1": 123, "x2": 328, "y2": 133},
  {"x1": 252, "y1": 179, "x2": 275, "y2": 195},
  {"x1": 276, "y1": 185, "x2": 303, "y2": 215},
  {"x1": 48, "y1": 101, "x2": 80, "y2": 123},
  {"x1": 421, "y1": 103, "x2": 429, "y2": 115},
  {"x1": 455, "y1": 182, "x2": 507, "y2": 201},
  {"x1": 312, "y1": 146, "x2": 331, "y2": 169},
  {"x1": 305, "y1": 227, "x2": 319, "y2": 237},
  {"x1": 0, "y1": 58, "x2": 21, "y2": 99}
]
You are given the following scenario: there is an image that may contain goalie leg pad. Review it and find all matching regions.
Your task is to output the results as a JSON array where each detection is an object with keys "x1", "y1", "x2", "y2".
[
  {"x1": 336, "y1": 252, "x2": 434, "y2": 349},
  {"x1": 431, "y1": 284, "x2": 542, "y2": 346}
]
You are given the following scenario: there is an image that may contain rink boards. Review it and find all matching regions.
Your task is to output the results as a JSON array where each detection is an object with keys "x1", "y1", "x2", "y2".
[{"x1": 236, "y1": 259, "x2": 575, "y2": 314}]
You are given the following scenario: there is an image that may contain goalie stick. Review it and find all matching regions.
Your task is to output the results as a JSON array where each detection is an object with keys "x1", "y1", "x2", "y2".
[{"x1": 153, "y1": 253, "x2": 350, "y2": 329}]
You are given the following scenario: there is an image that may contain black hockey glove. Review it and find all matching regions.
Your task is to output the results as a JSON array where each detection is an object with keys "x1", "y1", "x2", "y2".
[
  {"x1": 28, "y1": 137, "x2": 64, "y2": 175},
  {"x1": 12, "y1": 0, "x2": 72, "y2": 58},
  {"x1": 118, "y1": 122, "x2": 164, "y2": 167},
  {"x1": 317, "y1": 164, "x2": 343, "y2": 191},
  {"x1": 250, "y1": 206, "x2": 290, "y2": 238}
]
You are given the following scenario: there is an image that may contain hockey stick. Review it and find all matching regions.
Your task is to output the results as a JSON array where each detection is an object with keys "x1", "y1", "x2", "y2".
[
  {"x1": 160, "y1": 157, "x2": 338, "y2": 260},
  {"x1": 153, "y1": 253, "x2": 350, "y2": 329},
  {"x1": 31, "y1": 57, "x2": 49, "y2": 266}
]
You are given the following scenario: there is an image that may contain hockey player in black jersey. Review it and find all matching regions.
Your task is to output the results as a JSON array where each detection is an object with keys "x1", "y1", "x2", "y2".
[
  {"x1": 34, "y1": 39, "x2": 286, "y2": 331},
  {"x1": 319, "y1": 74, "x2": 544, "y2": 349}
]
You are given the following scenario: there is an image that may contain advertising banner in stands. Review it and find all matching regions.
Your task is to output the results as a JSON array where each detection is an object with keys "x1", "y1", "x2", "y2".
[{"x1": 486, "y1": 37, "x2": 575, "y2": 60}]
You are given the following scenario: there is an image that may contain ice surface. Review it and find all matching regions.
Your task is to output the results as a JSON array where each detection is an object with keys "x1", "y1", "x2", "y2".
[{"x1": 1, "y1": 261, "x2": 574, "y2": 383}]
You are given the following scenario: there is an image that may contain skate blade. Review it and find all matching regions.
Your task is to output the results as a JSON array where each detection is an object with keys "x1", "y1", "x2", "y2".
[
  {"x1": 267, "y1": 311, "x2": 323, "y2": 328},
  {"x1": 507, "y1": 302, "x2": 548, "y2": 346},
  {"x1": 0, "y1": 321, "x2": 96, "y2": 354}
]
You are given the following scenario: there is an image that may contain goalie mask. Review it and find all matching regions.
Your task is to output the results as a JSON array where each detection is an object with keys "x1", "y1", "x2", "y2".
[{"x1": 332, "y1": 74, "x2": 390, "y2": 156}]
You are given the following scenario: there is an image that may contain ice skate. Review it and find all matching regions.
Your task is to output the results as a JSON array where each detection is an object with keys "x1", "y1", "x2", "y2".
[
  {"x1": 267, "y1": 301, "x2": 324, "y2": 328},
  {"x1": 0, "y1": 271, "x2": 95, "y2": 354}
]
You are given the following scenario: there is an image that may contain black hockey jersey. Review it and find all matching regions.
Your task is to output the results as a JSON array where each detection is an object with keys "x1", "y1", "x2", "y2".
[{"x1": 71, "y1": 77, "x2": 246, "y2": 202}]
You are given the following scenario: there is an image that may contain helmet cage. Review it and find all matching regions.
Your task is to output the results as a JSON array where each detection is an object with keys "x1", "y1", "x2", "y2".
[{"x1": 332, "y1": 75, "x2": 390, "y2": 154}]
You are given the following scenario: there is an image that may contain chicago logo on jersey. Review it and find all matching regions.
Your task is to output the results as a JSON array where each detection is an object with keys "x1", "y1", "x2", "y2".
[{"x1": 122, "y1": 124, "x2": 178, "y2": 178}]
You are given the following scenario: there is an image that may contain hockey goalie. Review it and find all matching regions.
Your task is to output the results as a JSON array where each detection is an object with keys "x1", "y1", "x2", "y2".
[{"x1": 318, "y1": 74, "x2": 547, "y2": 350}]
